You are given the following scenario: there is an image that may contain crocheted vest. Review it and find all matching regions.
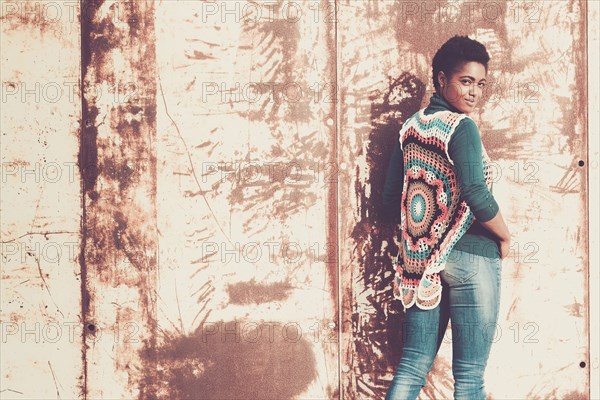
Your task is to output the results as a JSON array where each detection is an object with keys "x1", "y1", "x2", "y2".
[{"x1": 392, "y1": 108, "x2": 494, "y2": 310}]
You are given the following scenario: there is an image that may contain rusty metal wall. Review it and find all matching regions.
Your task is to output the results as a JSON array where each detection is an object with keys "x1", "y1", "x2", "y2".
[
  {"x1": 588, "y1": 4, "x2": 600, "y2": 400},
  {"x1": 1, "y1": 0, "x2": 597, "y2": 399},
  {"x1": 1, "y1": 0, "x2": 83, "y2": 398},
  {"x1": 78, "y1": 1, "x2": 159, "y2": 398},
  {"x1": 338, "y1": 1, "x2": 591, "y2": 399},
  {"x1": 149, "y1": 0, "x2": 339, "y2": 398}
]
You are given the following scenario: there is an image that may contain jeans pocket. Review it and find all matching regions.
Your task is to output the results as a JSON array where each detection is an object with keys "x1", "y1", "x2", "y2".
[
  {"x1": 442, "y1": 249, "x2": 480, "y2": 283},
  {"x1": 482, "y1": 254, "x2": 502, "y2": 272},
  {"x1": 484, "y1": 255, "x2": 502, "y2": 286}
]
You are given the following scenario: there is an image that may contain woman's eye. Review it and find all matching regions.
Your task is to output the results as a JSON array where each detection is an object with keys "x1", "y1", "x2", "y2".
[{"x1": 478, "y1": 83, "x2": 486, "y2": 88}]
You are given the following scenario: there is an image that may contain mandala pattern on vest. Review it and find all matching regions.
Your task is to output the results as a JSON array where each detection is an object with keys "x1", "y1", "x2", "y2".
[{"x1": 392, "y1": 109, "x2": 494, "y2": 311}]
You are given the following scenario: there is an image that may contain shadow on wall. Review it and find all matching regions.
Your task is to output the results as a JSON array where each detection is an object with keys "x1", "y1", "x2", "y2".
[{"x1": 350, "y1": 73, "x2": 425, "y2": 387}]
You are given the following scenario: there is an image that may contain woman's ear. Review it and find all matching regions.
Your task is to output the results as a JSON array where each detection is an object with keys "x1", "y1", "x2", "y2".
[{"x1": 438, "y1": 71, "x2": 447, "y2": 88}]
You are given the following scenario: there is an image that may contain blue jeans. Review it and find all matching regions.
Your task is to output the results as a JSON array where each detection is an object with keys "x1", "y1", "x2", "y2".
[{"x1": 385, "y1": 248, "x2": 502, "y2": 400}]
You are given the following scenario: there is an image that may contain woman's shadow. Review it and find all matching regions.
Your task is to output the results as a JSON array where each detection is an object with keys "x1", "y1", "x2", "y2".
[{"x1": 350, "y1": 71, "x2": 426, "y2": 375}]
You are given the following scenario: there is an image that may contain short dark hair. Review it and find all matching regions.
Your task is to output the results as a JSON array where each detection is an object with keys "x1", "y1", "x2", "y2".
[{"x1": 432, "y1": 35, "x2": 490, "y2": 93}]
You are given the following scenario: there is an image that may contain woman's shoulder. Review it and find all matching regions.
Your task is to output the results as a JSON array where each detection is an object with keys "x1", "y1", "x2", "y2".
[
  {"x1": 452, "y1": 115, "x2": 480, "y2": 138},
  {"x1": 458, "y1": 114, "x2": 478, "y2": 128},
  {"x1": 448, "y1": 115, "x2": 483, "y2": 153}
]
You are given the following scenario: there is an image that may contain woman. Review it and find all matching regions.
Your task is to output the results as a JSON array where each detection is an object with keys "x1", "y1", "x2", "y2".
[{"x1": 383, "y1": 35, "x2": 511, "y2": 400}]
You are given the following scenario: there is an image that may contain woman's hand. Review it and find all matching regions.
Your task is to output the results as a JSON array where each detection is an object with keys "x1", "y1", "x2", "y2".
[{"x1": 498, "y1": 238, "x2": 511, "y2": 259}]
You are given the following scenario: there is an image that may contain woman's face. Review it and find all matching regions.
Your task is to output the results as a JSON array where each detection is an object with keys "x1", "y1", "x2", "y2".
[{"x1": 438, "y1": 61, "x2": 487, "y2": 114}]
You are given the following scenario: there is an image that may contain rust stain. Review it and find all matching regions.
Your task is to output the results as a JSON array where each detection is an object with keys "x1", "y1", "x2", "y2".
[
  {"x1": 79, "y1": 0, "x2": 158, "y2": 397},
  {"x1": 226, "y1": 279, "x2": 293, "y2": 305},
  {"x1": 243, "y1": 16, "x2": 309, "y2": 125},
  {"x1": 141, "y1": 321, "x2": 317, "y2": 400},
  {"x1": 565, "y1": 299, "x2": 584, "y2": 318},
  {"x1": 185, "y1": 50, "x2": 216, "y2": 60},
  {"x1": 79, "y1": 1, "x2": 101, "y2": 395},
  {"x1": 323, "y1": 0, "x2": 339, "y2": 396},
  {"x1": 0, "y1": 0, "x2": 58, "y2": 34},
  {"x1": 574, "y1": 1, "x2": 590, "y2": 390},
  {"x1": 561, "y1": 390, "x2": 588, "y2": 400}
]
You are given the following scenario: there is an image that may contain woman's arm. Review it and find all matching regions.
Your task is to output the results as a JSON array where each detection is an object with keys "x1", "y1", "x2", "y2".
[
  {"x1": 478, "y1": 209, "x2": 511, "y2": 242},
  {"x1": 448, "y1": 119, "x2": 511, "y2": 249},
  {"x1": 382, "y1": 138, "x2": 404, "y2": 224}
]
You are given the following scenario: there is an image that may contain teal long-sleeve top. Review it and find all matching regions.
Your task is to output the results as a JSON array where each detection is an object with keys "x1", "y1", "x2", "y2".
[{"x1": 382, "y1": 92, "x2": 501, "y2": 258}]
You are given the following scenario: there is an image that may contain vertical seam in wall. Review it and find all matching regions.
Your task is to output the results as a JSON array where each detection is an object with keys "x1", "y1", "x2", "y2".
[
  {"x1": 78, "y1": 0, "x2": 88, "y2": 398},
  {"x1": 583, "y1": 0, "x2": 590, "y2": 396},
  {"x1": 334, "y1": 0, "x2": 342, "y2": 398}
]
